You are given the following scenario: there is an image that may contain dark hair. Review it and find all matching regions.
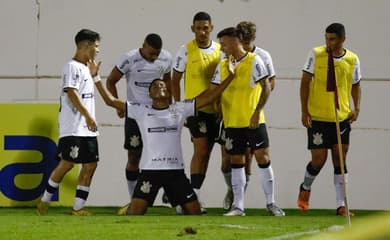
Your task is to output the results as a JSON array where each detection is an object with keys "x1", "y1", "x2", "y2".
[
  {"x1": 74, "y1": 29, "x2": 100, "y2": 45},
  {"x1": 193, "y1": 11, "x2": 211, "y2": 23},
  {"x1": 148, "y1": 78, "x2": 164, "y2": 92},
  {"x1": 326, "y1": 23, "x2": 345, "y2": 37},
  {"x1": 145, "y1": 33, "x2": 162, "y2": 49},
  {"x1": 236, "y1": 21, "x2": 256, "y2": 42},
  {"x1": 217, "y1": 27, "x2": 243, "y2": 41}
]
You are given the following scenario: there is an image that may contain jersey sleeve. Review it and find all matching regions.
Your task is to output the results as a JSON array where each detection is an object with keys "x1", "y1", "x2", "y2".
[
  {"x1": 353, "y1": 55, "x2": 362, "y2": 84},
  {"x1": 263, "y1": 51, "x2": 276, "y2": 78},
  {"x1": 211, "y1": 63, "x2": 222, "y2": 85},
  {"x1": 252, "y1": 55, "x2": 269, "y2": 83},
  {"x1": 173, "y1": 45, "x2": 187, "y2": 73},
  {"x1": 116, "y1": 52, "x2": 131, "y2": 74},
  {"x1": 126, "y1": 101, "x2": 142, "y2": 120},
  {"x1": 181, "y1": 100, "x2": 196, "y2": 118},
  {"x1": 62, "y1": 62, "x2": 81, "y2": 90},
  {"x1": 302, "y1": 49, "x2": 315, "y2": 74}
]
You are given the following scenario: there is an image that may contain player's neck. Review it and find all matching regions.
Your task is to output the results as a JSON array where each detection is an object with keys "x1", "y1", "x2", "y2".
[
  {"x1": 73, "y1": 52, "x2": 89, "y2": 65},
  {"x1": 196, "y1": 39, "x2": 212, "y2": 49},
  {"x1": 331, "y1": 47, "x2": 345, "y2": 58},
  {"x1": 232, "y1": 47, "x2": 247, "y2": 60},
  {"x1": 152, "y1": 99, "x2": 170, "y2": 110}
]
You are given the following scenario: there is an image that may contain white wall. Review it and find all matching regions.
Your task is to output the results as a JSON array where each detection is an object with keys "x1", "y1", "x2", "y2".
[{"x1": 0, "y1": 0, "x2": 389, "y2": 210}]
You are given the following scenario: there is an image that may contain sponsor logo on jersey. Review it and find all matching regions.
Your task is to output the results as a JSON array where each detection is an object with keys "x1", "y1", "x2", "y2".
[
  {"x1": 81, "y1": 93, "x2": 94, "y2": 98},
  {"x1": 135, "y1": 81, "x2": 151, "y2": 88},
  {"x1": 119, "y1": 59, "x2": 130, "y2": 70},
  {"x1": 255, "y1": 63, "x2": 263, "y2": 77},
  {"x1": 151, "y1": 157, "x2": 178, "y2": 162},
  {"x1": 148, "y1": 126, "x2": 178, "y2": 133}
]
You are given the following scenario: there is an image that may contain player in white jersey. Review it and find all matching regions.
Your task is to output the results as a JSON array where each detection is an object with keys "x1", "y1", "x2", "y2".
[
  {"x1": 37, "y1": 29, "x2": 102, "y2": 216},
  {"x1": 106, "y1": 33, "x2": 172, "y2": 206},
  {"x1": 93, "y1": 54, "x2": 237, "y2": 215}
]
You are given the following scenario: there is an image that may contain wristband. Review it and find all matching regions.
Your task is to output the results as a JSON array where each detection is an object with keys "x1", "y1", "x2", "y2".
[{"x1": 93, "y1": 75, "x2": 101, "y2": 83}]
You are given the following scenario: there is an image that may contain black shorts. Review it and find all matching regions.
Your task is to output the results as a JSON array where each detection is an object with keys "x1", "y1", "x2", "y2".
[
  {"x1": 307, "y1": 120, "x2": 351, "y2": 149},
  {"x1": 124, "y1": 117, "x2": 143, "y2": 150},
  {"x1": 132, "y1": 170, "x2": 197, "y2": 207},
  {"x1": 57, "y1": 136, "x2": 99, "y2": 163},
  {"x1": 224, "y1": 124, "x2": 269, "y2": 155},
  {"x1": 185, "y1": 111, "x2": 219, "y2": 141}
]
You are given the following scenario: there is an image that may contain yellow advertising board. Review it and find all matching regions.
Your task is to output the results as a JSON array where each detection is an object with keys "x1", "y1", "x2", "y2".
[{"x1": 0, "y1": 103, "x2": 78, "y2": 206}]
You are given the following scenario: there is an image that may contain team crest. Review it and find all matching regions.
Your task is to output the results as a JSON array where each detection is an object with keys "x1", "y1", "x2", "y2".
[
  {"x1": 224, "y1": 137, "x2": 233, "y2": 151},
  {"x1": 198, "y1": 121, "x2": 207, "y2": 134},
  {"x1": 312, "y1": 133, "x2": 323, "y2": 146},
  {"x1": 130, "y1": 135, "x2": 140, "y2": 147},
  {"x1": 140, "y1": 181, "x2": 152, "y2": 194},
  {"x1": 69, "y1": 145, "x2": 79, "y2": 159}
]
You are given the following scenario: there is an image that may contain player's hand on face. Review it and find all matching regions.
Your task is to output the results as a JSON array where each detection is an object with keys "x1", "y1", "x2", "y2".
[
  {"x1": 117, "y1": 109, "x2": 125, "y2": 118},
  {"x1": 86, "y1": 116, "x2": 98, "y2": 132},
  {"x1": 249, "y1": 111, "x2": 260, "y2": 129},
  {"x1": 87, "y1": 60, "x2": 102, "y2": 77},
  {"x1": 301, "y1": 112, "x2": 312, "y2": 128},
  {"x1": 228, "y1": 55, "x2": 236, "y2": 76}
]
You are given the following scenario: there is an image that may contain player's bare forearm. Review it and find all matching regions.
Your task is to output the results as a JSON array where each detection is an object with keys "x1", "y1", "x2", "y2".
[
  {"x1": 300, "y1": 71, "x2": 312, "y2": 127},
  {"x1": 106, "y1": 67, "x2": 123, "y2": 98},
  {"x1": 255, "y1": 78, "x2": 271, "y2": 113},
  {"x1": 95, "y1": 81, "x2": 126, "y2": 112},
  {"x1": 269, "y1": 76, "x2": 276, "y2": 91},
  {"x1": 349, "y1": 82, "x2": 361, "y2": 123},
  {"x1": 171, "y1": 70, "x2": 182, "y2": 101}
]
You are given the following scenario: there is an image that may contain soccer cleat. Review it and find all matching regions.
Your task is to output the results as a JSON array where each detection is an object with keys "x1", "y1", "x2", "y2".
[
  {"x1": 36, "y1": 201, "x2": 49, "y2": 216},
  {"x1": 223, "y1": 208, "x2": 246, "y2": 216},
  {"x1": 222, "y1": 189, "x2": 233, "y2": 211},
  {"x1": 176, "y1": 205, "x2": 184, "y2": 215},
  {"x1": 266, "y1": 203, "x2": 285, "y2": 216},
  {"x1": 117, "y1": 203, "x2": 130, "y2": 216},
  {"x1": 297, "y1": 183, "x2": 311, "y2": 211},
  {"x1": 336, "y1": 206, "x2": 355, "y2": 217},
  {"x1": 200, "y1": 207, "x2": 207, "y2": 214},
  {"x1": 71, "y1": 209, "x2": 92, "y2": 216}
]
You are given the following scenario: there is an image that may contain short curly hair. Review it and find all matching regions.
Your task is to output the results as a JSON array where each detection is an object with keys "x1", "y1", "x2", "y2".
[{"x1": 236, "y1": 21, "x2": 256, "y2": 42}]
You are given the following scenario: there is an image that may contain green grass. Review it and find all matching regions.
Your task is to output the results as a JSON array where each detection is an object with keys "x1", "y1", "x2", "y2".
[{"x1": 0, "y1": 206, "x2": 386, "y2": 240}]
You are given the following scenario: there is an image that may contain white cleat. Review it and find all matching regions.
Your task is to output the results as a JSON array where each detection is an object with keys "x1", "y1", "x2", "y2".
[
  {"x1": 223, "y1": 208, "x2": 246, "y2": 216},
  {"x1": 266, "y1": 203, "x2": 285, "y2": 216}
]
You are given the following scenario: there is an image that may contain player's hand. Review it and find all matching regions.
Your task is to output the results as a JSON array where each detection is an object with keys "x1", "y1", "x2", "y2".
[
  {"x1": 86, "y1": 116, "x2": 98, "y2": 132},
  {"x1": 228, "y1": 55, "x2": 236, "y2": 76},
  {"x1": 87, "y1": 60, "x2": 102, "y2": 77},
  {"x1": 301, "y1": 112, "x2": 312, "y2": 128},
  {"x1": 116, "y1": 109, "x2": 125, "y2": 118},
  {"x1": 249, "y1": 111, "x2": 260, "y2": 129},
  {"x1": 348, "y1": 109, "x2": 359, "y2": 123}
]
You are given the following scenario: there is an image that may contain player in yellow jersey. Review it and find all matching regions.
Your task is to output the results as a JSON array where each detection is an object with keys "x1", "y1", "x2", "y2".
[
  {"x1": 298, "y1": 23, "x2": 361, "y2": 216},
  {"x1": 218, "y1": 21, "x2": 284, "y2": 216},
  {"x1": 211, "y1": 27, "x2": 284, "y2": 216},
  {"x1": 171, "y1": 12, "x2": 221, "y2": 212}
]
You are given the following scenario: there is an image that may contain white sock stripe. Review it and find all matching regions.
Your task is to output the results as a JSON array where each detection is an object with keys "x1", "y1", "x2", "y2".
[
  {"x1": 76, "y1": 185, "x2": 90, "y2": 192},
  {"x1": 48, "y1": 179, "x2": 59, "y2": 188}
]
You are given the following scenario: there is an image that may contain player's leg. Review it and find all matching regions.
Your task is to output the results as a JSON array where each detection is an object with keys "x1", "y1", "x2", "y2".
[
  {"x1": 221, "y1": 146, "x2": 233, "y2": 210},
  {"x1": 223, "y1": 128, "x2": 246, "y2": 216},
  {"x1": 250, "y1": 125, "x2": 284, "y2": 216},
  {"x1": 164, "y1": 170, "x2": 201, "y2": 215},
  {"x1": 330, "y1": 120, "x2": 354, "y2": 216},
  {"x1": 72, "y1": 137, "x2": 99, "y2": 216},
  {"x1": 128, "y1": 170, "x2": 161, "y2": 215},
  {"x1": 298, "y1": 121, "x2": 329, "y2": 211},
  {"x1": 244, "y1": 147, "x2": 253, "y2": 190},
  {"x1": 124, "y1": 118, "x2": 142, "y2": 201},
  {"x1": 37, "y1": 136, "x2": 76, "y2": 215}
]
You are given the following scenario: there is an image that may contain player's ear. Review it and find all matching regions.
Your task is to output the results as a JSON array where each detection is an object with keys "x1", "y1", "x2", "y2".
[
  {"x1": 210, "y1": 23, "x2": 214, "y2": 32},
  {"x1": 191, "y1": 25, "x2": 195, "y2": 33}
]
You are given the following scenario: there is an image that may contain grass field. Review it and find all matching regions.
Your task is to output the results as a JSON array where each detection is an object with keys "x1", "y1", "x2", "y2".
[{"x1": 0, "y1": 206, "x2": 387, "y2": 240}]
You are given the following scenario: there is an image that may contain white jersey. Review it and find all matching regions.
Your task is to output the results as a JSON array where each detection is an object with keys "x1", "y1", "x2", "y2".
[
  {"x1": 116, "y1": 49, "x2": 172, "y2": 104},
  {"x1": 127, "y1": 100, "x2": 195, "y2": 170},
  {"x1": 303, "y1": 49, "x2": 361, "y2": 84},
  {"x1": 173, "y1": 40, "x2": 220, "y2": 72},
  {"x1": 59, "y1": 60, "x2": 98, "y2": 138},
  {"x1": 252, "y1": 46, "x2": 276, "y2": 78}
]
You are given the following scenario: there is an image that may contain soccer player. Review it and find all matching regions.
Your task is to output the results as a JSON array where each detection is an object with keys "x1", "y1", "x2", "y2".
[
  {"x1": 37, "y1": 29, "x2": 102, "y2": 216},
  {"x1": 297, "y1": 23, "x2": 361, "y2": 216},
  {"x1": 171, "y1": 11, "x2": 221, "y2": 211},
  {"x1": 211, "y1": 27, "x2": 283, "y2": 217},
  {"x1": 220, "y1": 21, "x2": 283, "y2": 216},
  {"x1": 93, "y1": 56, "x2": 237, "y2": 215},
  {"x1": 106, "y1": 33, "x2": 172, "y2": 207}
]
